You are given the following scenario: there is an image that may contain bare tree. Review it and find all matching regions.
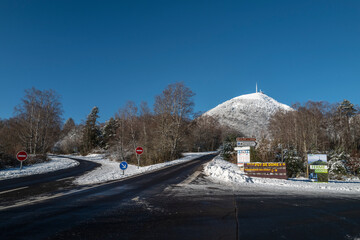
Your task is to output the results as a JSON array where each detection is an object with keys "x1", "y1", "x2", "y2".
[
  {"x1": 189, "y1": 116, "x2": 222, "y2": 152},
  {"x1": 154, "y1": 82, "x2": 195, "y2": 161},
  {"x1": 124, "y1": 101, "x2": 139, "y2": 151},
  {"x1": 14, "y1": 88, "x2": 63, "y2": 154}
]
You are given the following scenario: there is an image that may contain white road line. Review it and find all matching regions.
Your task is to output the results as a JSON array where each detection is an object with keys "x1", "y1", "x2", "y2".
[
  {"x1": 0, "y1": 186, "x2": 93, "y2": 211},
  {"x1": 178, "y1": 170, "x2": 202, "y2": 186},
  {"x1": 56, "y1": 177, "x2": 74, "y2": 182},
  {"x1": 0, "y1": 186, "x2": 29, "y2": 195}
]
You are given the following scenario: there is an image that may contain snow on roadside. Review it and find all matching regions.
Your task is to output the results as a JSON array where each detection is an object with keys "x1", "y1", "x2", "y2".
[
  {"x1": 0, "y1": 156, "x2": 79, "y2": 180},
  {"x1": 73, "y1": 152, "x2": 217, "y2": 185},
  {"x1": 204, "y1": 156, "x2": 360, "y2": 193}
]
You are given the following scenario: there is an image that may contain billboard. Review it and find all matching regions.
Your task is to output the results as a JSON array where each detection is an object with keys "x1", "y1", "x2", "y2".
[{"x1": 308, "y1": 154, "x2": 328, "y2": 182}]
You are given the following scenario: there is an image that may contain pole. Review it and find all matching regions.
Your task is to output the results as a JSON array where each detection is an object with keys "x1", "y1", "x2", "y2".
[
  {"x1": 137, "y1": 154, "x2": 140, "y2": 169},
  {"x1": 123, "y1": 170, "x2": 124, "y2": 175},
  {"x1": 305, "y1": 154, "x2": 309, "y2": 178},
  {"x1": 20, "y1": 161, "x2": 23, "y2": 170}
]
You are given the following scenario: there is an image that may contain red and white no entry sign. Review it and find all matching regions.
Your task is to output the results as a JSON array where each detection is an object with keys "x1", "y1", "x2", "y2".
[
  {"x1": 16, "y1": 151, "x2": 28, "y2": 161},
  {"x1": 135, "y1": 147, "x2": 143, "y2": 155}
]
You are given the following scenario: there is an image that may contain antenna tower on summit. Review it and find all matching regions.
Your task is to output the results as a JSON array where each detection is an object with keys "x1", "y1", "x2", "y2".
[{"x1": 256, "y1": 83, "x2": 258, "y2": 93}]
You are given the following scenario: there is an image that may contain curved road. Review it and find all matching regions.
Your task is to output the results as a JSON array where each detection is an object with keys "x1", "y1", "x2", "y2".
[
  {"x1": 0, "y1": 155, "x2": 100, "y2": 206},
  {"x1": 0, "y1": 153, "x2": 217, "y2": 240}
]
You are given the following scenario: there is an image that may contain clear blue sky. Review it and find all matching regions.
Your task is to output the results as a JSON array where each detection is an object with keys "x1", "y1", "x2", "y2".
[{"x1": 1, "y1": 0, "x2": 359, "y2": 124}]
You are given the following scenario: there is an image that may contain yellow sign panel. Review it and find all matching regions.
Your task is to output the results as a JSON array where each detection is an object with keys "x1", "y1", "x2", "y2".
[{"x1": 246, "y1": 163, "x2": 286, "y2": 167}]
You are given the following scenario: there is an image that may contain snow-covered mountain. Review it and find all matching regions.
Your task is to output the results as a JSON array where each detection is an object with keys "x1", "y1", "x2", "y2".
[{"x1": 203, "y1": 92, "x2": 292, "y2": 138}]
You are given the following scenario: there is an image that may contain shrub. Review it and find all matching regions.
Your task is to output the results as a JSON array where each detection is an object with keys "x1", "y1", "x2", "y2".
[{"x1": 284, "y1": 150, "x2": 305, "y2": 177}]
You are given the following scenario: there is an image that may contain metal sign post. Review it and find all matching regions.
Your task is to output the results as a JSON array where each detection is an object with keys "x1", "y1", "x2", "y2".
[{"x1": 137, "y1": 154, "x2": 140, "y2": 169}]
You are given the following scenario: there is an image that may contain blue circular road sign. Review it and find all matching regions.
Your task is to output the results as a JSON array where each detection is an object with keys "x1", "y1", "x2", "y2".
[{"x1": 120, "y1": 161, "x2": 128, "y2": 170}]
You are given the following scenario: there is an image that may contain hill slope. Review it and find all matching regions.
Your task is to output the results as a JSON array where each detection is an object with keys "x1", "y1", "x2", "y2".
[{"x1": 204, "y1": 92, "x2": 292, "y2": 138}]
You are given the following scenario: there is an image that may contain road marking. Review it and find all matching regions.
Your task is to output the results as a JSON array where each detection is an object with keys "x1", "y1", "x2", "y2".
[
  {"x1": 56, "y1": 177, "x2": 74, "y2": 182},
  {"x1": 132, "y1": 196, "x2": 140, "y2": 201},
  {"x1": 0, "y1": 187, "x2": 92, "y2": 211},
  {"x1": 0, "y1": 186, "x2": 29, "y2": 195},
  {"x1": 177, "y1": 171, "x2": 202, "y2": 186}
]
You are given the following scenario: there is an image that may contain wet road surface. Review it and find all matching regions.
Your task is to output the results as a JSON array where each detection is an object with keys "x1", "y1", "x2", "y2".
[
  {"x1": 1, "y1": 153, "x2": 360, "y2": 240},
  {"x1": 0, "y1": 156, "x2": 100, "y2": 207}
]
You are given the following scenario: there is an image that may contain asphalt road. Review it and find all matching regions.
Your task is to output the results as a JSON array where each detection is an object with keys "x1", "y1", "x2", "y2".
[
  {"x1": 0, "y1": 156, "x2": 100, "y2": 207},
  {"x1": 0, "y1": 154, "x2": 217, "y2": 240},
  {"x1": 1, "y1": 154, "x2": 360, "y2": 240}
]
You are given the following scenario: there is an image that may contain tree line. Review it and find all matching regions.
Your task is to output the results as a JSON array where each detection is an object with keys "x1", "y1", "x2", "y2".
[
  {"x1": 265, "y1": 99, "x2": 360, "y2": 177},
  {"x1": 0, "y1": 83, "x2": 224, "y2": 169},
  {"x1": 0, "y1": 88, "x2": 62, "y2": 167}
]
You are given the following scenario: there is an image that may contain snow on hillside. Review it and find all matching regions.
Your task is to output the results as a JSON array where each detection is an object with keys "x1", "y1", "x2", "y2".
[
  {"x1": 204, "y1": 156, "x2": 360, "y2": 193},
  {"x1": 204, "y1": 92, "x2": 292, "y2": 137}
]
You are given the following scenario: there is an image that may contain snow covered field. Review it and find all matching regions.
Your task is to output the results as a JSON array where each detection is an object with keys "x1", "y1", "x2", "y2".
[
  {"x1": 0, "y1": 156, "x2": 79, "y2": 180},
  {"x1": 73, "y1": 152, "x2": 215, "y2": 185},
  {"x1": 204, "y1": 156, "x2": 360, "y2": 194}
]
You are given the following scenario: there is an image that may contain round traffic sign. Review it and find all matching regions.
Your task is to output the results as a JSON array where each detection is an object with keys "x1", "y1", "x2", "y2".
[
  {"x1": 135, "y1": 147, "x2": 143, "y2": 155},
  {"x1": 119, "y1": 161, "x2": 128, "y2": 170},
  {"x1": 16, "y1": 151, "x2": 28, "y2": 161}
]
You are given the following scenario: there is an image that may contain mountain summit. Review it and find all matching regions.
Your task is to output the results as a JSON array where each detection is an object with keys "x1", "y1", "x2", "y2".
[{"x1": 204, "y1": 92, "x2": 292, "y2": 138}]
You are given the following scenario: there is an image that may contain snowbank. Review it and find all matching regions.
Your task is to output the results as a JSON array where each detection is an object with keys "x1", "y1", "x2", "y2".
[
  {"x1": 204, "y1": 156, "x2": 360, "y2": 193},
  {"x1": 0, "y1": 156, "x2": 79, "y2": 180},
  {"x1": 73, "y1": 152, "x2": 216, "y2": 185}
]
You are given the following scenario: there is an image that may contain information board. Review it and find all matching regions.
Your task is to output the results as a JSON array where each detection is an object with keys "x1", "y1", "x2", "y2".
[
  {"x1": 244, "y1": 162, "x2": 287, "y2": 179},
  {"x1": 308, "y1": 154, "x2": 328, "y2": 182},
  {"x1": 236, "y1": 146, "x2": 250, "y2": 168}
]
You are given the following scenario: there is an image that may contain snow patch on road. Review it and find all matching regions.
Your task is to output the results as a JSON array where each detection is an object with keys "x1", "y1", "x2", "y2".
[
  {"x1": 0, "y1": 156, "x2": 79, "y2": 180},
  {"x1": 204, "y1": 156, "x2": 360, "y2": 193},
  {"x1": 73, "y1": 152, "x2": 216, "y2": 185}
]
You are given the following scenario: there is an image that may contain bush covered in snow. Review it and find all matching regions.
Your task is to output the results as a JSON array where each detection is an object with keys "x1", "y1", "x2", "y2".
[{"x1": 326, "y1": 150, "x2": 360, "y2": 179}]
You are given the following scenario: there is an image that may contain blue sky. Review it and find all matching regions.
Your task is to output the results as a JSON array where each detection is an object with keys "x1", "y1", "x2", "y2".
[{"x1": 1, "y1": 0, "x2": 359, "y2": 124}]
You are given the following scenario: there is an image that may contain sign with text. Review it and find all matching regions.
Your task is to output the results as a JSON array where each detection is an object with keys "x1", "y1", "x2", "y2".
[
  {"x1": 236, "y1": 137, "x2": 257, "y2": 147},
  {"x1": 236, "y1": 146, "x2": 250, "y2": 168},
  {"x1": 237, "y1": 141, "x2": 257, "y2": 147},
  {"x1": 236, "y1": 138, "x2": 256, "y2": 142},
  {"x1": 244, "y1": 162, "x2": 287, "y2": 179},
  {"x1": 308, "y1": 154, "x2": 328, "y2": 182}
]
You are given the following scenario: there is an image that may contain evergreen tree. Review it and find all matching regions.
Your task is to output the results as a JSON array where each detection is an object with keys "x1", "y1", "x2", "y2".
[
  {"x1": 61, "y1": 118, "x2": 75, "y2": 137},
  {"x1": 336, "y1": 100, "x2": 357, "y2": 150},
  {"x1": 338, "y1": 99, "x2": 357, "y2": 118},
  {"x1": 102, "y1": 117, "x2": 117, "y2": 149},
  {"x1": 82, "y1": 107, "x2": 101, "y2": 154}
]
